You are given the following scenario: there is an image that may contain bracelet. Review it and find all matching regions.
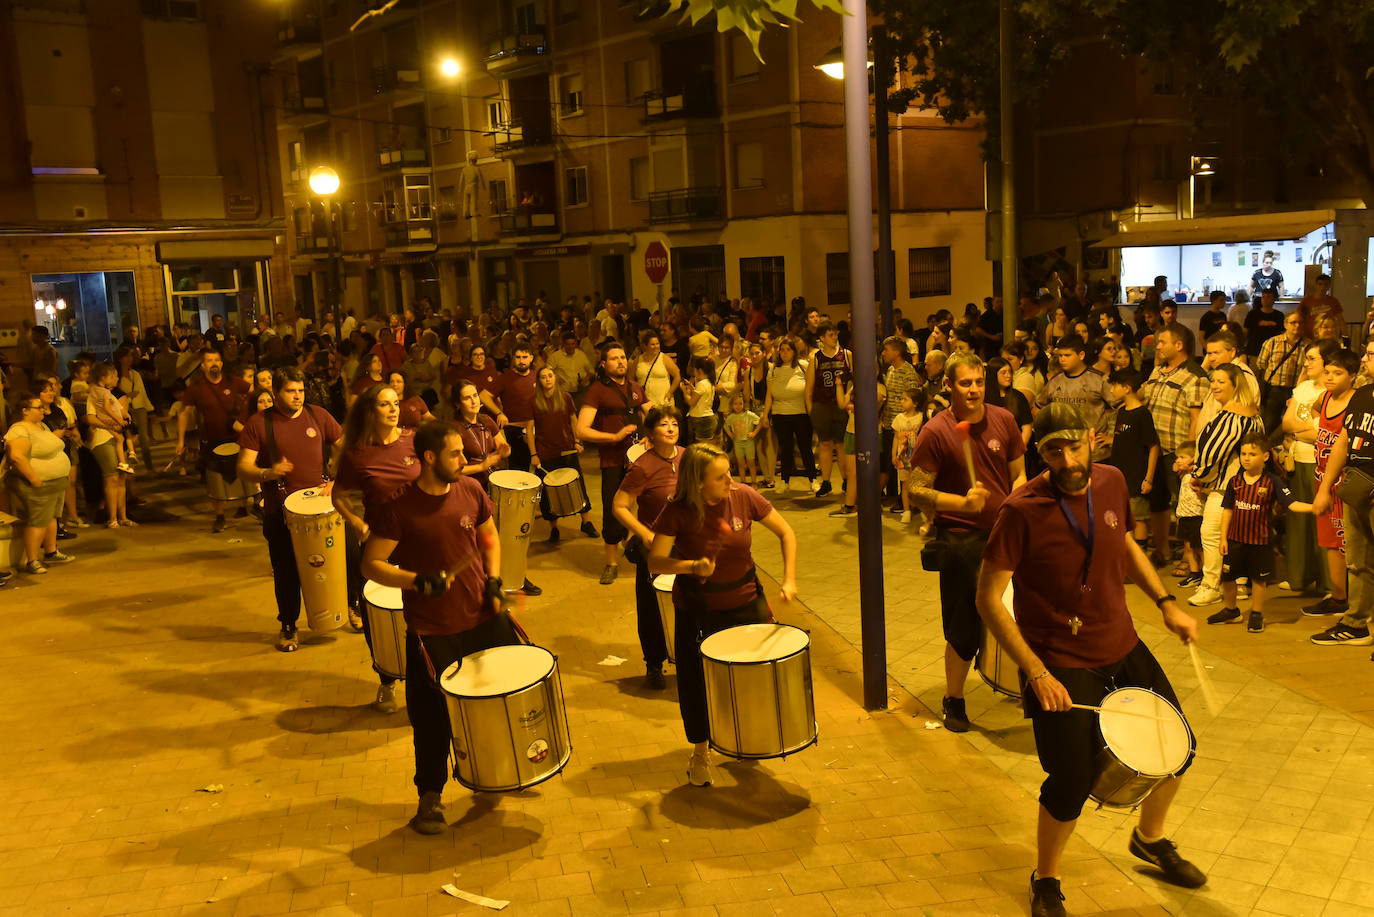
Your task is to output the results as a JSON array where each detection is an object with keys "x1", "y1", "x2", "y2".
[
  {"x1": 1030, "y1": 671, "x2": 1051, "y2": 681},
  {"x1": 1154, "y1": 593, "x2": 1177, "y2": 608}
]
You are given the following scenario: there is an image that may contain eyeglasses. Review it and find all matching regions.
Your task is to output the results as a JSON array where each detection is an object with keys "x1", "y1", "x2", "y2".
[{"x1": 22, "y1": 403, "x2": 43, "y2": 411}]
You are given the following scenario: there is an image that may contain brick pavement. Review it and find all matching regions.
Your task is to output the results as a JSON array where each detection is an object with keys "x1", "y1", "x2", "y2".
[{"x1": 0, "y1": 461, "x2": 1188, "y2": 917}]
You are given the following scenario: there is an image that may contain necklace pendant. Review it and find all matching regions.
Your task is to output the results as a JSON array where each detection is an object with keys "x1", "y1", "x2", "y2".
[{"x1": 1068, "y1": 616, "x2": 1083, "y2": 636}]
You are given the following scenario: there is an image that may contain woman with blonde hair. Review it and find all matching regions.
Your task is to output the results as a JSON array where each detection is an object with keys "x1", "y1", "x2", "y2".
[{"x1": 648, "y1": 442, "x2": 798, "y2": 787}]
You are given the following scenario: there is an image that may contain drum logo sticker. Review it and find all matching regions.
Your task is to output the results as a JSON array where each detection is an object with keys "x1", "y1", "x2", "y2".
[
  {"x1": 460, "y1": 514, "x2": 474, "y2": 530},
  {"x1": 1104, "y1": 510, "x2": 1120, "y2": 530},
  {"x1": 306, "y1": 428, "x2": 318, "y2": 438},
  {"x1": 988, "y1": 437, "x2": 1003, "y2": 453},
  {"x1": 731, "y1": 517, "x2": 744, "y2": 531},
  {"x1": 519, "y1": 706, "x2": 546, "y2": 727},
  {"x1": 403, "y1": 454, "x2": 416, "y2": 466},
  {"x1": 520, "y1": 522, "x2": 530, "y2": 535},
  {"x1": 526, "y1": 739, "x2": 549, "y2": 764},
  {"x1": 308, "y1": 553, "x2": 326, "y2": 567}
]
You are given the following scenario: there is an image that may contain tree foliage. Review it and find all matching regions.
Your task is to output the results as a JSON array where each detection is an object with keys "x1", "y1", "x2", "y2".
[{"x1": 652, "y1": 0, "x2": 847, "y2": 58}]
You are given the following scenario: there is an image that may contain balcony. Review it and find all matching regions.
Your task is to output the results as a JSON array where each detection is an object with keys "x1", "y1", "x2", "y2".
[
  {"x1": 498, "y1": 209, "x2": 559, "y2": 235},
  {"x1": 294, "y1": 232, "x2": 331, "y2": 254},
  {"x1": 369, "y1": 66, "x2": 423, "y2": 101},
  {"x1": 281, "y1": 93, "x2": 328, "y2": 127},
  {"x1": 483, "y1": 119, "x2": 553, "y2": 155},
  {"x1": 642, "y1": 79, "x2": 718, "y2": 122},
  {"x1": 377, "y1": 147, "x2": 429, "y2": 169},
  {"x1": 275, "y1": 19, "x2": 321, "y2": 59},
  {"x1": 482, "y1": 27, "x2": 550, "y2": 76},
  {"x1": 648, "y1": 186, "x2": 723, "y2": 225}
]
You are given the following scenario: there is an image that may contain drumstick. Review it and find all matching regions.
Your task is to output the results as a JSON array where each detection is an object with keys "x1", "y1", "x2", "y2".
[
  {"x1": 954, "y1": 420, "x2": 978, "y2": 487},
  {"x1": 1068, "y1": 703, "x2": 1172, "y2": 722},
  {"x1": 1187, "y1": 640, "x2": 1221, "y2": 710}
]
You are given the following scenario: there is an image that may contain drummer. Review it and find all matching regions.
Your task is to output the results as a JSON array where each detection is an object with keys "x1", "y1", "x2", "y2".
[
  {"x1": 361, "y1": 420, "x2": 520, "y2": 836},
  {"x1": 237, "y1": 367, "x2": 345, "y2": 652},
  {"x1": 611, "y1": 405, "x2": 683, "y2": 690},
  {"x1": 648, "y1": 443, "x2": 798, "y2": 787},
  {"x1": 526, "y1": 366, "x2": 598, "y2": 543},
  {"x1": 176, "y1": 348, "x2": 250, "y2": 533},
  {"x1": 332, "y1": 383, "x2": 420, "y2": 715},
  {"x1": 975, "y1": 403, "x2": 1206, "y2": 917}
]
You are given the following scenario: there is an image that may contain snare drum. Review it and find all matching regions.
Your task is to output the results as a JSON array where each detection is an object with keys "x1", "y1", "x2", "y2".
[
  {"x1": 542, "y1": 466, "x2": 586, "y2": 518},
  {"x1": 440, "y1": 644, "x2": 573, "y2": 792},
  {"x1": 701, "y1": 623, "x2": 817, "y2": 760},
  {"x1": 489, "y1": 470, "x2": 541, "y2": 588},
  {"x1": 206, "y1": 442, "x2": 248, "y2": 503},
  {"x1": 1090, "y1": 687, "x2": 1194, "y2": 809},
  {"x1": 976, "y1": 580, "x2": 1020, "y2": 698},
  {"x1": 282, "y1": 489, "x2": 346, "y2": 631},
  {"x1": 362, "y1": 580, "x2": 406, "y2": 679},
  {"x1": 652, "y1": 574, "x2": 676, "y2": 663}
]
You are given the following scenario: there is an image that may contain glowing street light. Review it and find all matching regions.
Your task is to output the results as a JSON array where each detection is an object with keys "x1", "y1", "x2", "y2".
[
  {"x1": 308, "y1": 165, "x2": 340, "y2": 196},
  {"x1": 439, "y1": 56, "x2": 462, "y2": 79},
  {"x1": 814, "y1": 45, "x2": 872, "y2": 81}
]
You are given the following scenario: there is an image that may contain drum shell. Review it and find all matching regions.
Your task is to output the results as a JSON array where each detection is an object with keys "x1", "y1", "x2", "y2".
[
  {"x1": 1088, "y1": 750, "x2": 1170, "y2": 809},
  {"x1": 542, "y1": 467, "x2": 586, "y2": 518},
  {"x1": 283, "y1": 495, "x2": 346, "y2": 631},
  {"x1": 442, "y1": 654, "x2": 572, "y2": 792},
  {"x1": 206, "y1": 444, "x2": 248, "y2": 503},
  {"x1": 702, "y1": 628, "x2": 817, "y2": 759},
  {"x1": 1089, "y1": 687, "x2": 1193, "y2": 810},
  {"x1": 976, "y1": 580, "x2": 1020, "y2": 698},
  {"x1": 364, "y1": 586, "x2": 406, "y2": 679},
  {"x1": 490, "y1": 472, "x2": 541, "y2": 587},
  {"x1": 652, "y1": 574, "x2": 676, "y2": 664}
]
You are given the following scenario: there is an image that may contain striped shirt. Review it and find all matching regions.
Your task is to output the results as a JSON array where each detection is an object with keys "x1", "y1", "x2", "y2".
[
  {"x1": 882, "y1": 360, "x2": 920, "y2": 428},
  {"x1": 1141, "y1": 361, "x2": 1208, "y2": 453},
  {"x1": 1255, "y1": 335, "x2": 1310, "y2": 389},
  {"x1": 1222, "y1": 471, "x2": 1294, "y2": 545},
  {"x1": 1194, "y1": 410, "x2": 1263, "y2": 491}
]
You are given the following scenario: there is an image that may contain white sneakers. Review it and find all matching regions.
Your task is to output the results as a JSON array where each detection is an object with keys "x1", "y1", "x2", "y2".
[{"x1": 1188, "y1": 587, "x2": 1222, "y2": 607}]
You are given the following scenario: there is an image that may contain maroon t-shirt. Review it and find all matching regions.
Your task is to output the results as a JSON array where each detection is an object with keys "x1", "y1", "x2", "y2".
[
  {"x1": 370, "y1": 478, "x2": 495, "y2": 636},
  {"x1": 492, "y1": 369, "x2": 538, "y2": 424},
  {"x1": 455, "y1": 414, "x2": 500, "y2": 489},
  {"x1": 352, "y1": 375, "x2": 381, "y2": 395},
  {"x1": 398, "y1": 395, "x2": 429, "y2": 430},
  {"x1": 182, "y1": 376, "x2": 249, "y2": 447},
  {"x1": 238, "y1": 404, "x2": 342, "y2": 511},
  {"x1": 619, "y1": 446, "x2": 683, "y2": 526},
  {"x1": 532, "y1": 397, "x2": 577, "y2": 465},
  {"x1": 652, "y1": 483, "x2": 773, "y2": 610},
  {"x1": 983, "y1": 465, "x2": 1139, "y2": 668},
  {"x1": 582, "y1": 377, "x2": 647, "y2": 468},
  {"x1": 334, "y1": 428, "x2": 421, "y2": 517},
  {"x1": 459, "y1": 365, "x2": 501, "y2": 396},
  {"x1": 370, "y1": 341, "x2": 406, "y2": 374},
  {"x1": 912, "y1": 405, "x2": 1025, "y2": 532}
]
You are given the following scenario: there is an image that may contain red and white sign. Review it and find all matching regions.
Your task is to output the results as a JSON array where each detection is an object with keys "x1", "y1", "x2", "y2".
[{"x1": 643, "y1": 240, "x2": 670, "y2": 284}]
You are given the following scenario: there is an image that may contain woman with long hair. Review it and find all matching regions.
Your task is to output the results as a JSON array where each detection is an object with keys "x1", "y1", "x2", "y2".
[
  {"x1": 526, "y1": 366, "x2": 597, "y2": 543},
  {"x1": 648, "y1": 443, "x2": 798, "y2": 786},
  {"x1": 348, "y1": 353, "x2": 384, "y2": 408},
  {"x1": 745, "y1": 341, "x2": 776, "y2": 488},
  {"x1": 761, "y1": 337, "x2": 814, "y2": 489},
  {"x1": 453, "y1": 380, "x2": 509, "y2": 491},
  {"x1": 387, "y1": 368, "x2": 436, "y2": 429},
  {"x1": 634, "y1": 329, "x2": 681, "y2": 407}
]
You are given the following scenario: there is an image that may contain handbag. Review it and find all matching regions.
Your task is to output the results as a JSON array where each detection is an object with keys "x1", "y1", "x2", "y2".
[{"x1": 1336, "y1": 466, "x2": 1374, "y2": 508}]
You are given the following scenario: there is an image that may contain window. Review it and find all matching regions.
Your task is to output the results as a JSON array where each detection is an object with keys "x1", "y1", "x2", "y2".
[
  {"x1": 489, "y1": 179, "x2": 509, "y2": 214},
  {"x1": 740, "y1": 256, "x2": 785, "y2": 304},
  {"x1": 729, "y1": 33, "x2": 760, "y2": 81},
  {"x1": 564, "y1": 166, "x2": 588, "y2": 206},
  {"x1": 555, "y1": 0, "x2": 578, "y2": 22},
  {"x1": 514, "y1": 1, "x2": 540, "y2": 33},
  {"x1": 625, "y1": 58, "x2": 651, "y2": 102},
  {"x1": 561, "y1": 74, "x2": 584, "y2": 117},
  {"x1": 733, "y1": 141, "x2": 764, "y2": 189},
  {"x1": 1152, "y1": 144, "x2": 1174, "y2": 182},
  {"x1": 486, "y1": 96, "x2": 505, "y2": 130},
  {"x1": 629, "y1": 156, "x2": 650, "y2": 201},
  {"x1": 825, "y1": 252, "x2": 849, "y2": 306},
  {"x1": 1151, "y1": 59, "x2": 1175, "y2": 95},
  {"x1": 436, "y1": 126, "x2": 452, "y2": 144},
  {"x1": 908, "y1": 246, "x2": 951, "y2": 298},
  {"x1": 438, "y1": 185, "x2": 458, "y2": 221}
]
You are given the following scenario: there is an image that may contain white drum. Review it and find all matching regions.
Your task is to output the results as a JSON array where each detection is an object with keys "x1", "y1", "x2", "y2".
[
  {"x1": 282, "y1": 489, "x2": 346, "y2": 632},
  {"x1": 542, "y1": 466, "x2": 586, "y2": 518},
  {"x1": 440, "y1": 644, "x2": 572, "y2": 792},
  {"x1": 1090, "y1": 687, "x2": 1194, "y2": 809},
  {"x1": 625, "y1": 441, "x2": 647, "y2": 466},
  {"x1": 206, "y1": 442, "x2": 249, "y2": 504},
  {"x1": 976, "y1": 580, "x2": 1020, "y2": 698},
  {"x1": 363, "y1": 580, "x2": 406, "y2": 679},
  {"x1": 652, "y1": 574, "x2": 676, "y2": 663},
  {"x1": 701, "y1": 623, "x2": 817, "y2": 760},
  {"x1": 489, "y1": 470, "x2": 541, "y2": 589}
]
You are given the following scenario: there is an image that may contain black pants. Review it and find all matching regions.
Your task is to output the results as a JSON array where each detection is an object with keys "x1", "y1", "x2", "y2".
[
  {"x1": 263, "y1": 510, "x2": 361, "y2": 628},
  {"x1": 600, "y1": 463, "x2": 627, "y2": 545},
  {"x1": 504, "y1": 425, "x2": 532, "y2": 473},
  {"x1": 675, "y1": 590, "x2": 770, "y2": 745},
  {"x1": 772, "y1": 413, "x2": 816, "y2": 482},
  {"x1": 406, "y1": 614, "x2": 522, "y2": 795},
  {"x1": 1261, "y1": 385, "x2": 1291, "y2": 441},
  {"x1": 880, "y1": 427, "x2": 896, "y2": 497},
  {"x1": 632, "y1": 556, "x2": 670, "y2": 668},
  {"x1": 936, "y1": 529, "x2": 988, "y2": 662}
]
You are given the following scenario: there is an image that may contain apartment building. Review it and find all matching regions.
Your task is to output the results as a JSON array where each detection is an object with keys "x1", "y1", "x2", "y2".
[
  {"x1": 0, "y1": 0, "x2": 285, "y2": 359},
  {"x1": 275, "y1": 0, "x2": 992, "y2": 323}
]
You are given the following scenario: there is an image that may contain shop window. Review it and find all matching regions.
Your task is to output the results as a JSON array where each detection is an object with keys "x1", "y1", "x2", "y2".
[
  {"x1": 825, "y1": 252, "x2": 849, "y2": 306},
  {"x1": 561, "y1": 74, "x2": 584, "y2": 117},
  {"x1": 629, "y1": 156, "x2": 650, "y2": 201},
  {"x1": 489, "y1": 179, "x2": 509, "y2": 215},
  {"x1": 733, "y1": 141, "x2": 764, "y2": 189},
  {"x1": 908, "y1": 246, "x2": 951, "y2": 298},
  {"x1": 740, "y1": 256, "x2": 785, "y2": 305},
  {"x1": 565, "y1": 166, "x2": 588, "y2": 206},
  {"x1": 730, "y1": 33, "x2": 760, "y2": 81},
  {"x1": 32, "y1": 271, "x2": 139, "y2": 357}
]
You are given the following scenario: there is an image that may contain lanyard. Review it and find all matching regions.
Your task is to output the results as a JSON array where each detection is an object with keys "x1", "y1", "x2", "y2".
[{"x1": 1053, "y1": 484, "x2": 1094, "y2": 593}]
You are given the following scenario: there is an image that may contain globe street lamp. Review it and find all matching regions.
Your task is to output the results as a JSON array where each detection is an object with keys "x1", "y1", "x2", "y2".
[{"x1": 308, "y1": 166, "x2": 343, "y2": 318}]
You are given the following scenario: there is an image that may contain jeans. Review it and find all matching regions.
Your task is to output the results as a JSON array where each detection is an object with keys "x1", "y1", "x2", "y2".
[
  {"x1": 1339, "y1": 497, "x2": 1374, "y2": 630},
  {"x1": 1199, "y1": 491, "x2": 1225, "y2": 592}
]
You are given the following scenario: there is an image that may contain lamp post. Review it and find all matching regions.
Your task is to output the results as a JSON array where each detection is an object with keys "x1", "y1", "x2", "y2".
[
  {"x1": 308, "y1": 165, "x2": 342, "y2": 322},
  {"x1": 1186, "y1": 156, "x2": 1216, "y2": 220}
]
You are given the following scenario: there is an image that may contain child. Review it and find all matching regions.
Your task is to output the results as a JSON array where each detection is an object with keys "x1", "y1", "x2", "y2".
[
  {"x1": 1211, "y1": 432, "x2": 1315, "y2": 633},
  {"x1": 66, "y1": 359, "x2": 91, "y2": 412},
  {"x1": 1106, "y1": 369, "x2": 1160, "y2": 554},
  {"x1": 722, "y1": 392, "x2": 761, "y2": 484},
  {"x1": 1174, "y1": 441, "x2": 1204, "y2": 587},
  {"x1": 87, "y1": 362, "x2": 135, "y2": 474},
  {"x1": 683, "y1": 356, "x2": 716, "y2": 443},
  {"x1": 891, "y1": 387, "x2": 926, "y2": 526},
  {"x1": 1306, "y1": 349, "x2": 1357, "y2": 616}
]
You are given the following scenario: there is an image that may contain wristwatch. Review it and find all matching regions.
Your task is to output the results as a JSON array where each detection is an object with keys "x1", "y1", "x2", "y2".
[{"x1": 1154, "y1": 593, "x2": 1177, "y2": 608}]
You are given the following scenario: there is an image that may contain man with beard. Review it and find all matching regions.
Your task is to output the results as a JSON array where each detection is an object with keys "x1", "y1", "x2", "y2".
[
  {"x1": 482, "y1": 342, "x2": 538, "y2": 472},
  {"x1": 976, "y1": 404, "x2": 1206, "y2": 917},
  {"x1": 176, "y1": 348, "x2": 251, "y2": 532},
  {"x1": 576, "y1": 342, "x2": 647, "y2": 584},
  {"x1": 908, "y1": 350, "x2": 1025, "y2": 732},
  {"x1": 361, "y1": 421, "x2": 519, "y2": 835}
]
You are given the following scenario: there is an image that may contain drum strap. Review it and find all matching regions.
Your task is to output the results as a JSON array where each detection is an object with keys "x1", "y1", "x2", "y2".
[
  {"x1": 699, "y1": 566, "x2": 758, "y2": 593},
  {"x1": 263, "y1": 404, "x2": 331, "y2": 477}
]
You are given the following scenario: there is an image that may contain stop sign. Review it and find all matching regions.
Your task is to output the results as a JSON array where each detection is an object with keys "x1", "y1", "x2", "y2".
[{"x1": 644, "y1": 240, "x2": 670, "y2": 284}]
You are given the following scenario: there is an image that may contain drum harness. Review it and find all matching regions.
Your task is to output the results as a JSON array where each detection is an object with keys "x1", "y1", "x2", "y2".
[{"x1": 259, "y1": 405, "x2": 332, "y2": 503}]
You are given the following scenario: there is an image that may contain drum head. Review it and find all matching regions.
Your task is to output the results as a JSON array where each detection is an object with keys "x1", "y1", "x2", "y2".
[
  {"x1": 1001, "y1": 580, "x2": 1015, "y2": 620},
  {"x1": 701, "y1": 623, "x2": 808, "y2": 663},
  {"x1": 363, "y1": 580, "x2": 404, "y2": 611},
  {"x1": 1099, "y1": 688, "x2": 1191, "y2": 777},
  {"x1": 283, "y1": 489, "x2": 334, "y2": 515},
  {"x1": 212, "y1": 443, "x2": 240, "y2": 458},
  {"x1": 543, "y1": 467, "x2": 579, "y2": 486},
  {"x1": 625, "y1": 442, "x2": 647, "y2": 465},
  {"x1": 652, "y1": 573, "x2": 675, "y2": 593},
  {"x1": 489, "y1": 470, "x2": 542, "y2": 491},
  {"x1": 441, "y1": 644, "x2": 554, "y2": 697}
]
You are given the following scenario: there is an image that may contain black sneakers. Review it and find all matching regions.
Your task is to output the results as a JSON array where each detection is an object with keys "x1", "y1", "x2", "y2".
[
  {"x1": 645, "y1": 663, "x2": 666, "y2": 690},
  {"x1": 942, "y1": 696, "x2": 970, "y2": 733},
  {"x1": 580, "y1": 520, "x2": 599, "y2": 538},
  {"x1": 1302, "y1": 596, "x2": 1349, "y2": 617},
  {"x1": 1030, "y1": 871, "x2": 1066, "y2": 917},
  {"x1": 1310, "y1": 623, "x2": 1373, "y2": 646},
  {"x1": 1247, "y1": 611, "x2": 1264, "y2": 633},
  {"x1": 1206, "y1": 607, "x2": 1241, "y2": 625},
  {"x1": 1128, "y1": 829, "x2": 1207, "y2": 888}
]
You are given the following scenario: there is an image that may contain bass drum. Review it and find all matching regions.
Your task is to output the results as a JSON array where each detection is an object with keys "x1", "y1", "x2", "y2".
[
  {"x1": 652, "y1": 574, "x2": 676, "y2": 664},
  {"x1": 282, "y1": 489, "x2": 346, "y2": 631},
  {"x1": 700, "y1": 623, "x2": 817, "y2": 760},
  {"x1": 976, "y1": 579, "x2": 1020, "y2": 698},
  {"x1": 489, "y1": 470, "x2": 541, "y2": 588}
]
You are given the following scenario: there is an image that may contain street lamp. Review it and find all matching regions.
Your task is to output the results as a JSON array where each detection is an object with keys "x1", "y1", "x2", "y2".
[
  {"x1": 1186, "y1": 155, "x2": 1217, "y2": 220},
  {"x1": 438, "y1": 56, "x2": 462, "y2": 79},
  {"x1": 308, "y1": 166, "x2": 343, "y2": 319}
]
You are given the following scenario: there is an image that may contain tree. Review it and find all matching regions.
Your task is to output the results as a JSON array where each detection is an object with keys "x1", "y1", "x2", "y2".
[{"x1": 653, "y1": 0, "x2": 846, "y2": 57}]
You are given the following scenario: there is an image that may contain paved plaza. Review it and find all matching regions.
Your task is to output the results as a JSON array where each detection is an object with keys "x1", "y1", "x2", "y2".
[{"x1": 2, "y1": 461, "x2": 1372, "y2": 917}]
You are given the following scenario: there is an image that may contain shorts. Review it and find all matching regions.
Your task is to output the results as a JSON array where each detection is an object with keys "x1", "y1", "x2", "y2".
[
  {"x1": 843, "y1": 431, "x2": 856, "y2": 455},
  {"x1": 1177, "y1": 515, "x2": 1202, "y2": 550},
  {"x1": 90, "y1": 440, "x2": 119, "y2": 476},
  {"x1": 1148, "y1": 454, "x2": 1181, "y2": 514},
  {"x1": 810, "y1": 401, "x2": 846, "y2": 442},
  {"x1": 732, "y1": 439, "x2": 756, "y2": 461},
  {"x1": 1222, "y1": 541, "x2": 1274, "y2": 583},
  {"x1": 689, "y1": 414, "x2": 717, "y2": 442},
  {"x1": 5, "y1": 475, "x2": 67, "y2": 528},
  {"x1": 1128, "y1": 496, "x2": 1150, "y2": 522},
  {"x1": 1317, "y1": 503, "x2": 1345, "y2": 552},
  {"x1": 935, "y1": 529, "x2": 987, "y2": 661},
  {"x1": 1025, "y1": 640, "x2": 1194, "y2": 822}
]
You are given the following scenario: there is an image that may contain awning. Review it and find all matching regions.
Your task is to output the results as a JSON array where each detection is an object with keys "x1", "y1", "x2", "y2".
[{"x1": 1091, "y1": 209, "x2": 1336, "y2": 248}]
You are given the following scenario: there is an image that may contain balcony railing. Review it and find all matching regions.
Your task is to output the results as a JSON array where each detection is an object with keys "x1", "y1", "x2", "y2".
[
  {"x1": 498, "y1": 210, "x2": 558, "y2": 234},
  {"x1": 295, "y1": 232, "x2": 330, "y2": 253},
  {"x1": 648, "y1": 186, "x2": 723, "y2": 224},
  {"x1": 282, "y1": 93, "x2": 328, "y2": 125},
  {"x1": 482, "y1": 27, "x2": 549, "y2": 73},
  {"x1": 385, "y1": 223, "x2": 435, "y2": 247},
  {"x1": 483, "y1": 119, "x2": 553, "y2": 154},
  {"x1": 369, "y1": 66, "x2": 423, "y2": 96},
  {"x1": 276, "y1": 19, "x2": 321, "y2": 49},
  {"x1": 377, "y1": 147, "x2": 429, "y2": 169},
  {"x1": 642, "y1": 81, "x2": 718, "y2": 121}
]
